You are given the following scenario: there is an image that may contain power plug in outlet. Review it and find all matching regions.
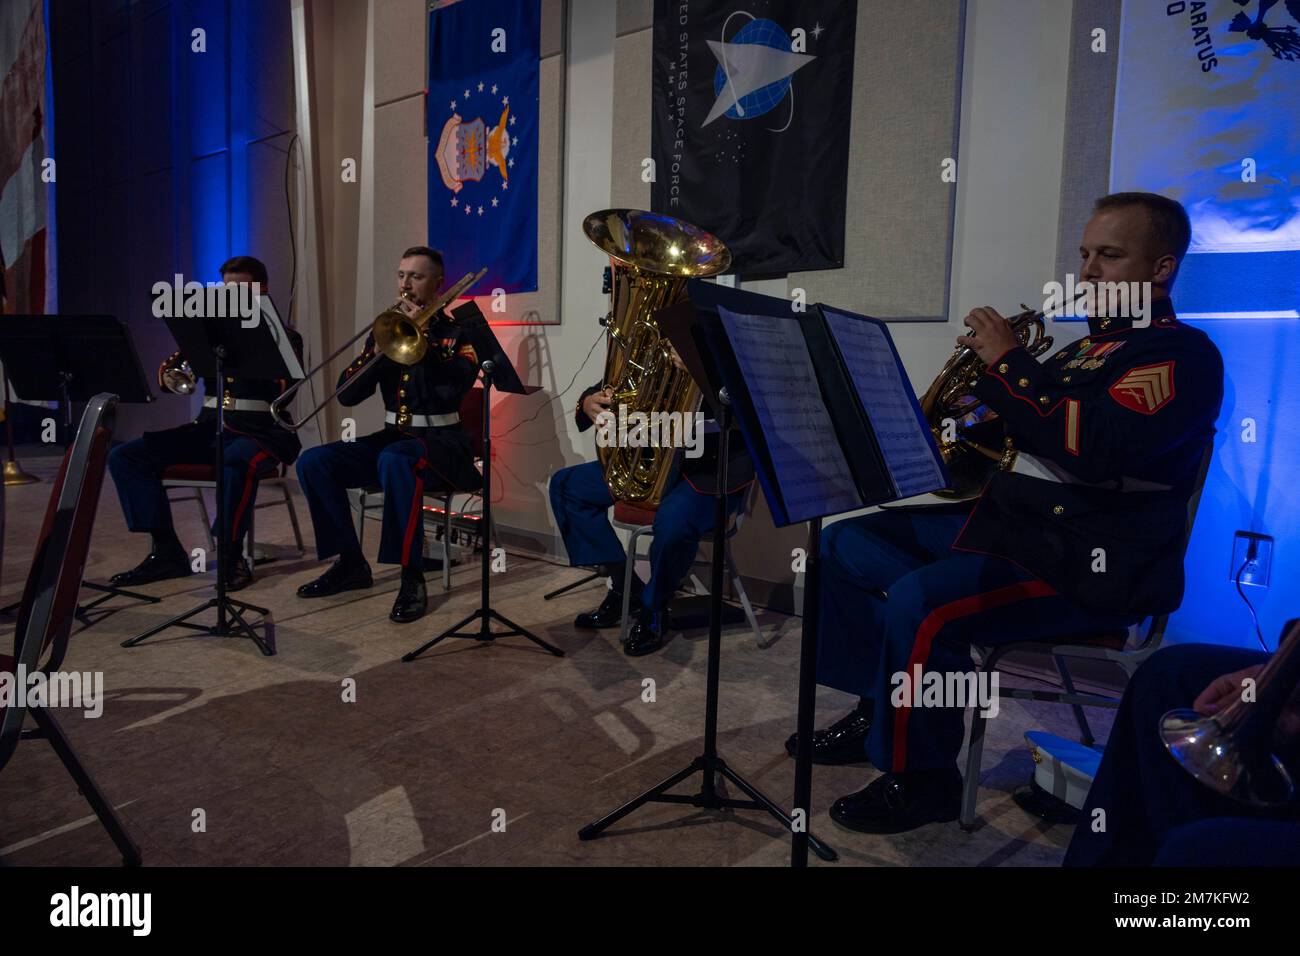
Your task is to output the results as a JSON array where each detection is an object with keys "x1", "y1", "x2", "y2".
[{"x1": 1231, "y1": 532, "x2": 1272, "y2": 587}]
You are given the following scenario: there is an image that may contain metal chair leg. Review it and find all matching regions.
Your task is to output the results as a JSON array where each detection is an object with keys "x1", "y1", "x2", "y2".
[
  {"x1": 283, "y1": 482, "x2": 305, "y2": 553},
  {"x1": 442, "y1": 494, "x2": 453, "y2": 592},
  {"x1": 356, "y1": 490, "x2": 368, "y2": 550},
  {"x1": 618, "y1": 528, "x2": 647, "y2": 646},
  {"x1": 960, "y1": 650, "x2": 1000, "y2": 830},
  {"x1": 195, "y1": 489, "x2": 216, "y2": 554},
  {"x1": 1053, "y1": 655, "x2": 1096, "y2": 747},
  {"x1": 725, "y1": 545, "x2": 764, "y2": 647}
]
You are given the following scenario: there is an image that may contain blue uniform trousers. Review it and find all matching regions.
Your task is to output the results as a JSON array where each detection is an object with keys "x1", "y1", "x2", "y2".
[
  {"x1": 1065, "y1": 643, "x2": 1300, "y2": 866},
  {"x1": 107, "y1": 427, "x2": 279, "y2": 550},
  {"x1": 816, "y1": 506, "x2": 1138, "y2": 774},
  {"x1": 296, "y1": 428, "x2": 467, "y2": 569},
  {"x1": 548, "y1": 460, "x2": 745, "y2": 616}
]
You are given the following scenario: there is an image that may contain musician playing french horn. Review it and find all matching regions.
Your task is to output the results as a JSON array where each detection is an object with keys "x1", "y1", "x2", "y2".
[
  {"x1": 107, "y1": 256, "x2": 303, "y2": 592},
  {"x1": 294, "y1": 246, "x2": 482, "y2": 625},
  {"x1": 785, "y1": 192, "x2": 1226, "y2": 835}
]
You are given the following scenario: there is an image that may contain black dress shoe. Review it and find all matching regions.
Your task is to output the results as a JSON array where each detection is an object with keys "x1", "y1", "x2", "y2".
[
  {"x1": 829, "y1": 768, "x2": 962, "y2": 834},
  {"x1": 389, "y1": 574, "x2": 427, "y2": 624},
  {"x1": 224, "y1": 556, "x2": 254, "y2": 592},
  {"x1": 623, "y1": 619, "x2": 666, "y2": 657},
  {"x1": 784, "y1": 703, "x2": 873, "y2": 766},
  {"x1": 109, "y1": 549, "x2": 193, "y2": 587},
  {"x1": 296, "y1": 558, "x2": 373, "y2": 598},
  {"x1": 575, "y1": 590, "x2": 641, "y2": 629}
]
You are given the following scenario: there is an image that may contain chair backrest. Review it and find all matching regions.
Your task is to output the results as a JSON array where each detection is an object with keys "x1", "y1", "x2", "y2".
[
  {"x1": 459, "y1": 386, "x2": 485, "y2": 460},
  {"x1": 0, "y1": 394, "x2": 117, "y2": 772},
  {"x1": 1137, "y1": 441, "x2": 1215, "y2": 650}
]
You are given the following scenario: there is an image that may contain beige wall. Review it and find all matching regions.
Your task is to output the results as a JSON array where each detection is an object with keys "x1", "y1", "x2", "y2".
[{"x1": 302, "y1": 0, "x2": 1081, "y2": 613}]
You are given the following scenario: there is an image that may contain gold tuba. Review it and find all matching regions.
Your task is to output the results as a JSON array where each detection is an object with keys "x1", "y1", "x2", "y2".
[
  {"x1": 1160, "y1": 621, "x2": 1300, "y2": 808},
  {"x1": 918, "y1": 306, "x2": 1055, "y2": 500},
  {"x1": 583, "y1": 209, "x2": 731, "y2": 508}
]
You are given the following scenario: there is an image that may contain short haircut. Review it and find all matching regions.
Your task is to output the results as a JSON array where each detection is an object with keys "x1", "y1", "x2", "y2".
[
  {"x1": 1093, "y1": 192, "x2": 1192, "y2": 264},
  {"x1": 400, "y1": 246, "x2": 444, "y2": 275},
  {"x1": 219, "y1": 255, "x2": 269, "y2": 287}
]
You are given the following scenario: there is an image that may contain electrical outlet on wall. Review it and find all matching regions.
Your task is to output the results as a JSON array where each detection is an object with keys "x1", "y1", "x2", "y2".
[{"x1": 1231, "y1": 531, "x2": 1273, "y2": 587}]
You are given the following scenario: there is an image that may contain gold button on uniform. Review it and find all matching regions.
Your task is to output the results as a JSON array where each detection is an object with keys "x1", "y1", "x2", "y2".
[
  {"x1": 1018, "y1": 377, "x2": 1030, "y2": 387},
  {"x1": 1099, "y1": 318, "x2": 1111, "y2": 329},
  {"x1": 1052, "y1": 505, "x2": 1064, "y2": 515},
  {"x1": 997, "y1": 363, "x2": 1009, "y2": 374},
  {"x1": 1039, "y1": 395, "x2": 1050, "y2": 405}
]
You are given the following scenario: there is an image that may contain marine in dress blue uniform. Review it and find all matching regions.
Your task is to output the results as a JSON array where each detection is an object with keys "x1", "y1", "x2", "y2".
[
  {"x1": 790, "y1": 193, "x2": 1227, "y2": 834},
  {"x1": 107, "y1": 257, "x2": 301, "y2": 592},
  {"x1": 548, "y1": 382, "x2": 752, "y2": 656},
  {"x1": 294, "y1": 250, "x2": 481, "y2": 624}
]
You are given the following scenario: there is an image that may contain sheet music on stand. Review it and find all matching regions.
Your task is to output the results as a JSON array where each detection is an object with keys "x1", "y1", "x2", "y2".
[{"x1": 688, "y1": 284, "x2": 948, "y2": 527}]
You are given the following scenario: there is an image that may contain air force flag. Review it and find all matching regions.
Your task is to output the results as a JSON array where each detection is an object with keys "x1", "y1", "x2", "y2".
[{"x1": 428, "y1": 0, "x2": 540, "y2": 294}]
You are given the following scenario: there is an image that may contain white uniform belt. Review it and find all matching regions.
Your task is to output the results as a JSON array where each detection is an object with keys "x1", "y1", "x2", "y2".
[
  {"x1": 385, "y1": 411, "x2": 459, "y2": 428},
  {"x1": 1012, "y1": 451, "x2": 1172, "y2": 493},
  {"x1": 203, "y1": 398, "x2": 271, "y2": 412}
]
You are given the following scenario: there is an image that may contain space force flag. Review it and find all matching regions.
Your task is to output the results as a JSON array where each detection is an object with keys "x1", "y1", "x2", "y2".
[
  {"x1": 428, "y1": 0, "x2": 540, "y2": 294},
  {"x1": 651, "y1": 0, "x2": 857, "y2": 277}
]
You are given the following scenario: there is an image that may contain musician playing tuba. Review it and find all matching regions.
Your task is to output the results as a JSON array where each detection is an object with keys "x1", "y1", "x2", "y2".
[
  {"x1": 549, "y1": 341, "x2": 755, "y2": 658},
  {"x1": 107, "y1": 256, "x2": 303, "y2": 592},
  {"x1": 785, "y1": 193, "x2": 1225, "y2": 835},
  {"x1": 294, "y1": 246, "x2": 482, "y2": 625}
]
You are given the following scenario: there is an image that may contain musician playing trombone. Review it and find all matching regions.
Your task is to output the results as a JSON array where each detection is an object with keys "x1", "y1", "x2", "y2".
[
  {"x1": 106, "y1": 256, "x2": 302, "y2": 592},
  {"x1": 294, "y1": 246, "x2": 482, "y2": 624}
]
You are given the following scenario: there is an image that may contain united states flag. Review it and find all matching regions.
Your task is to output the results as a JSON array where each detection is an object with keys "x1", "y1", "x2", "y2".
[{"x1": 1, "y1": 0, "x2": 51, "y2": 316}]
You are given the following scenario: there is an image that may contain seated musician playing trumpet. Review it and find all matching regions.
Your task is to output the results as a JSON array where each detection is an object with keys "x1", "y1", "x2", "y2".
[
  {"x1": 107, "y1": 256, "x2": 302, "y2": 591},
  {"x1": 294, "y1": 246, "x2": 482, "y2": 624},
  {"x1": 1065, "y1": 628, "x2": 1300, "y2": 867},
  {"x1": 786, "y1": 192, "x2": 1225, "y2": 833}
]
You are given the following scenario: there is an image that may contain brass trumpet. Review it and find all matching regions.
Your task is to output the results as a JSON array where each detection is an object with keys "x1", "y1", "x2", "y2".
[
  {"x1": 158, "y1": 350, "x2": 197, "y2": 395},
  {"x1": 1161, "y1": 620, "x2": 1300, "y2": 808},
  {"x1": 271, "y1": 268, "x2": 485, "y2": 431}
]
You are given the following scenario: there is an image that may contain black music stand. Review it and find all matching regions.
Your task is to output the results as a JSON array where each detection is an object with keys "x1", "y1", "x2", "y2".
[
  {"x1": 403, "y1": 302, "x2": 564, "y2": 661},
  {"x1": 579, "y1": 282, "x2": 950, "y2": 866},
  {"x1": 0, "y1": 315, "x2": 161, "y2": 623},
  {"x1": 122, "y1": 301, "x2": 300, "y2": 656}
]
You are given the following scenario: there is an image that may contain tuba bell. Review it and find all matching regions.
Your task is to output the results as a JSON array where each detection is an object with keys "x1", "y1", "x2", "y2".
[
  {"x1": 918, "y1": 305, "x2": 1055, "y2": 499},
  {"x1": 582, "y1": 209, "x2": 731, "y2": 508},
  {"x1": 1160, "y1": 620, "x2": 1300, "y2": 808}
]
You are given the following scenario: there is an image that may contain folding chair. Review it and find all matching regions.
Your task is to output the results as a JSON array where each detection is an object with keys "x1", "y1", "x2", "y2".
[
  {"x1": 959, "y1": 446, "x2": 1215, "y2": 829},
  {"x1": 162, "y1": 461, "x2": 306, "y2": 560},
  {"x1": 612, "y1": 480, "x2": 764, "y2": 647},
  {"x1": 355, "y1": 386, "x2": 494, "y2": 591},
  {"x1": 0, "y1": 394, "x2": 141, "y2": 865}
]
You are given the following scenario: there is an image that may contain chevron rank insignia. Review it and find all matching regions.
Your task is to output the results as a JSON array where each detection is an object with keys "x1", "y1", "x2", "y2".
[{"x1": 1109, "y1": 361, "x2": 1175, "y2": 414}]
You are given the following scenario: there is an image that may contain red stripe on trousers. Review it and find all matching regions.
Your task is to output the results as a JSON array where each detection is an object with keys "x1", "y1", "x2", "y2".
[
  {"x1": 400, "y1": 458, "x2": 429, "y2": 567},
  {"x1": 230, "y1": 451, "x2": 271, "y2": 544},
  {"x1": 891, "y1": 580, "x2": 1057, "y2": 773}
]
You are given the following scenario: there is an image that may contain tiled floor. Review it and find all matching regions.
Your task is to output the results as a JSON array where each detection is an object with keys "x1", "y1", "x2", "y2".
[{"x1": 0, "y1": 449, "x2": 1108, "y2": 866}]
